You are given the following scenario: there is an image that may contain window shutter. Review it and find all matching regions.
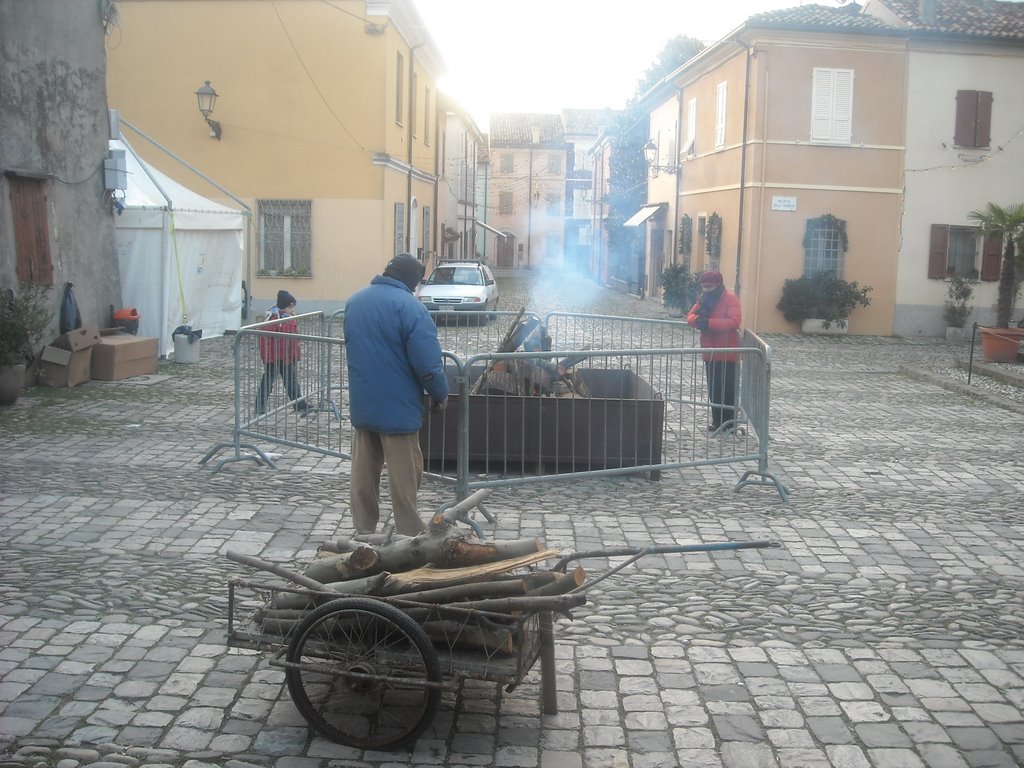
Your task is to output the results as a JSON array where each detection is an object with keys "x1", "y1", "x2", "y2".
[
  {"x1": 980, "y1": 233, "x2": 1001, "y2": 281},
  {"x1": 954, "y1": 90, "x2": 977, "y2": 147},
  {"x1": 811, "y1": 68, "x2": 833, "y2": 142},
  {"x1": 975, "y1": 91, "x2": 993, "y2": 148},
  {"x1": 715, "y1": 81, "x2": 727, "y2": 150},
  {"x1": 687, "y1": 98, "x2": 696, "y2": 154},
  {"x1": 831, "y1": 70, "x2": 853, "y2": 144},
  {"x1": 10, "y1": 176, "x2": 54, "y2": 284},
  {"x1": 927, "y1": 224, "x2": 949, "y2": 279}
]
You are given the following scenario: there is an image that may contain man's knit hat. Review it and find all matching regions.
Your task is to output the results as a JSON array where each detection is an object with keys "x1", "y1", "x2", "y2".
[
  {"x1": 384, "y1": 253, "x2": 425, "y2": 291},
  {"x1": 276, "y1": 290, "x2": 297, "y2": 308}
]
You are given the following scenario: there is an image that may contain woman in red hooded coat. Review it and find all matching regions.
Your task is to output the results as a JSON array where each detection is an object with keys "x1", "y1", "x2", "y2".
[{"x1": 687, "y1": 270, "x2": 742, "y2": 433}]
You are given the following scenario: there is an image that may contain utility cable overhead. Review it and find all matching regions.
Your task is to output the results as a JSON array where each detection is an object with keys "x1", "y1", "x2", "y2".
[{"x1": 272, "y1": 1, "x2": 367, "y2": 151}]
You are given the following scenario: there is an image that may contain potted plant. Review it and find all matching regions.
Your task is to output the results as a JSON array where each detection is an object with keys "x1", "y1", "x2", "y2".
[
  {"x1": 658, "y1": 263, "x2": 698, "y2": 317},
  {"x1": 941, "y1": 274, "x2": 977, "y2": 342},
  {"x1": 0, "y1": 283, "x2": 54, "y2": 406},
  {"x1": 776, "y1": 271, "x2": 872, "y2": 334},
  {"x1": 968, "y1": 202, "x2": 1024, "y2": 362}
]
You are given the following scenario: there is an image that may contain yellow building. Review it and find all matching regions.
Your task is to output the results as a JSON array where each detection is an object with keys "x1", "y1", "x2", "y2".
[{"x1": 106, "y1": 0, "x2": 444, "y2": 314}]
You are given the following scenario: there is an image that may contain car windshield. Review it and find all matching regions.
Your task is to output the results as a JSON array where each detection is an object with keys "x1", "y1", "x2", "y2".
[{"x1": 427, "y1": 267, "x2": 482, "y2": 286}]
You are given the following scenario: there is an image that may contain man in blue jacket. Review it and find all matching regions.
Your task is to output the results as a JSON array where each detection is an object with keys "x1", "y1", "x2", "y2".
[{"x1": 343, "y1": 253, "x2": 448, "y2": 535}]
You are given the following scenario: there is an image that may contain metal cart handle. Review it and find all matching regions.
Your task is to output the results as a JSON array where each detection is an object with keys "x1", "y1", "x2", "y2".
[{"x1": 554, "y1": 540, "x2": 781, "y2": 593}]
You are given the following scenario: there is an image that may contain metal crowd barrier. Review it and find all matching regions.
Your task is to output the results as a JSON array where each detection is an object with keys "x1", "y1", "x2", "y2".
[
  {"x1": 419, "y1": 343, "x2": 787, "y2": 501},
  {"x1": 200, "y1": 312, "x2": 352, "y2": 472},
  {"x1": 202, "y1": 312, "x2": 787, "y2": 504}
]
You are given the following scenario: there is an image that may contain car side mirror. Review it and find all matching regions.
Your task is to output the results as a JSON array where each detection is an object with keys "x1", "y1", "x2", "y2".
[{"x1": 486, "y1": 278, "x2": 495, "y2": 285}]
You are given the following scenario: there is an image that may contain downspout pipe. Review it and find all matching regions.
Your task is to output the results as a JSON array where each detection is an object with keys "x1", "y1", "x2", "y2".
[{"x1": 734, "y1": 39, "x2": 752, "y2": 297}]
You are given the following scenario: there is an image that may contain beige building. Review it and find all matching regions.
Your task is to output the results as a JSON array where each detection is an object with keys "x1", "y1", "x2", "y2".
[
  {"x1": 642, "y1": 0, "x2": 1024, "y2": 335},
  {"x1": 106, "y1": 0, "x2": 444, "y2": 314},
  {"x1": 486, "y1": 113, "x2": 569, "y2": 270}
]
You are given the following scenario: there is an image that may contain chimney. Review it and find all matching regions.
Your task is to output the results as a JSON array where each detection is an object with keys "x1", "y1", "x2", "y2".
[{"x1": 919, "y1": 0, "x2": 937, "y2": 24}]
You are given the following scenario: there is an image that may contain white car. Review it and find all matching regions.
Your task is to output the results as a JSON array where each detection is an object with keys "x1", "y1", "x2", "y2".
[{"x1": 416, "y1": 261, "x2": 499, "y2": 316}]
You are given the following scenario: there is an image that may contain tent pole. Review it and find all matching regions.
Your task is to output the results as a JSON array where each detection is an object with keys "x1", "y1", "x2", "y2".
[{"x1": 120, "y1": 117, "x2": 253, "y2": 327}]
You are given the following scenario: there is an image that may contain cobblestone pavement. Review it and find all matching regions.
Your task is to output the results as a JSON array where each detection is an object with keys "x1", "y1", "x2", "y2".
[{"x1": 1, "y1": 270, "x2": 1023, "y2": 768}]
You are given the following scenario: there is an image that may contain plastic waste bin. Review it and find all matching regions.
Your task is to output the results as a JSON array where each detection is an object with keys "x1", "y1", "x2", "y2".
[{"x1": 172, "y1": 325, "x2": 203, "y2": 364}]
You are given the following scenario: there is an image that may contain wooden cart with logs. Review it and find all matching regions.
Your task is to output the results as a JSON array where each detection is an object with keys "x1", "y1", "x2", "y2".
[{"x1": 225, "y1": 489, "x2": 780, "y2": 750}]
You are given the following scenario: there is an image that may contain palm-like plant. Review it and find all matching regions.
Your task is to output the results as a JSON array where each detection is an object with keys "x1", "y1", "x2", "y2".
[{"x1": 968, "y1": 202, "x2": 1024, "y2": 328}]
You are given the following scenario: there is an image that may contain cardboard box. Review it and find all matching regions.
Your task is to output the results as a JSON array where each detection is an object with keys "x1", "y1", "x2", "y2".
[
  {"x1": 38, "y1": 345, "x2": 93, "y2": 388},
  {"x1": 53, "y1": 326, "x2": 101, "y2": 352},
  {"x1": 90, "y1": 334, "x2": 159, "y2": 381}
]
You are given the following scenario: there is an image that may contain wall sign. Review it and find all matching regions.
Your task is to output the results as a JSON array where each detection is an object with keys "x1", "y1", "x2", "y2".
[{"x1": 772, "y1": 196, "x2": 797, "y2": 212}]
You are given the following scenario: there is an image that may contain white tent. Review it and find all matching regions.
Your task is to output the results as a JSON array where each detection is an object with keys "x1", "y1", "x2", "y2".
[{"x1": 112, "y1": 138, "x2": 245, "y2": 357}]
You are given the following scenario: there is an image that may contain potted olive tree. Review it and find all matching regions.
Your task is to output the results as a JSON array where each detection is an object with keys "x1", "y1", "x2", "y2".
[
  {"x1": 776, "y1": 271, "x2": 872, "y2": 334},
  {"x1": 658, "y1": 263, "x2": 698, "y2": 317},
  {"x1": 941, "y1": 274, "x2": 977, "y2": 343},
  {"x1": 0, "y1": 283, "x2": 53, "y2": 406}
]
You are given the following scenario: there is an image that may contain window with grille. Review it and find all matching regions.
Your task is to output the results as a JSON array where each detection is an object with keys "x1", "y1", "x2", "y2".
[
  {"x1": 803, "y1": 216, "x2": 845, "y2": 276},
  {"x1": 258, "y1": 200, "x2": 311, "y2": 276},
  {"x1": 499, "y1": 190, "x2": 513, "y2": 215},
  {"x1": 500, "y1": 154, "x2": 514, "y2": 173},
  {"x1": 394, "y1": 202, "x2": 405, "y2": 256}
]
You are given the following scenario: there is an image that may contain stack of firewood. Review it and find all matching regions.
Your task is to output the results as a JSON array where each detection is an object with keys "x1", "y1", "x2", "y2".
[{"x1": 227, "y1": 512, "x2": 585, "y2": 656}]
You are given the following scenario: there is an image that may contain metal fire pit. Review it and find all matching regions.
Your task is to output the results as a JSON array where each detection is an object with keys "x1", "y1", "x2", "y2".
[{"x1": 420, "y1": 366, "x2": 664, "y2": 474}]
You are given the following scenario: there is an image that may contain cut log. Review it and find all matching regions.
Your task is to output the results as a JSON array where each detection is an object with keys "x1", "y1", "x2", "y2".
[
  {"x1": 526, "y1": 566, "x2": 585, "y2": 596},
  {"x1": 227, "y1": 550, "x2": 326, "y2": 591},
  {"x1": 389, "y1": 578, "x2": 528, "y2": 604},
  {"x1": 419, "y1": 618, "x2": 514, "y2": 655},
  {"x1": 266, "y1": 572, "x2": 389, "y2": 611},
  {"x1": 384, "y1": 548, "x2": 563, "y2": 593},
  {"x1": 303, "y1": 546, "x2": 381, "y2": 584}
]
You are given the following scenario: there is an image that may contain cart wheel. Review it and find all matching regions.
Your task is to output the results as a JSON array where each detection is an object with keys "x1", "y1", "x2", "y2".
[{"x1": 285, "y1": 597, "x2": 441, "y2": 750}]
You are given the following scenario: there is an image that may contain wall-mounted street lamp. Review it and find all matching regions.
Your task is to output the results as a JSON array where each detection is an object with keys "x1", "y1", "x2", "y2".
[
  {"x1": 642, "y1": 139, "x2": 678, "y2": 175},
  {"x1": 195, "y1": 80, "x2": 222, "y2": 140}
]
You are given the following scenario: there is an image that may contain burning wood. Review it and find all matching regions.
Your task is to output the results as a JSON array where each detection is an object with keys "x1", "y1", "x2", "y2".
[{"x1": 470, "y1": 311, "x2": 590, "y2": 398}]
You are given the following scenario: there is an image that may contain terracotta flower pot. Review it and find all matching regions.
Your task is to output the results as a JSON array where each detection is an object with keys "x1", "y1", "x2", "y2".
[{"x1": 978, "y1": 326, "x2": 1024, "y2": 363}]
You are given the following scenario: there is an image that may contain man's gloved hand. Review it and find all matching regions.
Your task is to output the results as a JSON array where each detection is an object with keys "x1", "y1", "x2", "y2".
[
  {"x1": 429, "y1": 398, "x2": 447, "y2": 413},
  {"x1": 695, "y1": 316, "x2": 710, "y2": 331}
]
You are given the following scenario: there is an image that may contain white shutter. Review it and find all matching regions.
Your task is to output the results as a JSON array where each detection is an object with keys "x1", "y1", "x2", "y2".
[
  {"x1": 831, "y1": 69, "x2": 854, "y2": 144},
  {"x1": 715, "y1": 81, "x2": 727, "y2": 150},
  {"x1": 811, "y1": 67, "x2": 854, "y2": 144},
  {"x1": 686, "y1": 98, "x2": 697, "y2": 155},
  {"x1": 811, "y1": 68, "x2": 834, "y2": 142}
]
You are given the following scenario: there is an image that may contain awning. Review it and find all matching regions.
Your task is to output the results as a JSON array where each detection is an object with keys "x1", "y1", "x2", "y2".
[
  {"x1": 475, "y1": 219, "x2": 508, "y2": 239},
  {"x1": 623, "y1": 204, "x2": 665, "y2": 227}
]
